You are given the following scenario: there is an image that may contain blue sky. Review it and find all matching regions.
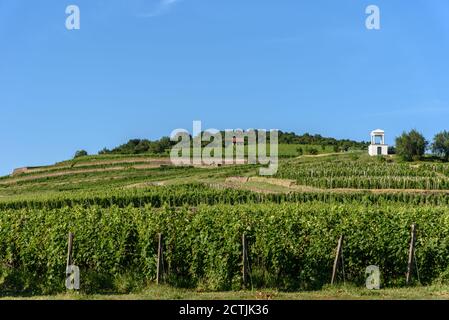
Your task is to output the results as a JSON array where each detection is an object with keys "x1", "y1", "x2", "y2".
[{"x1": 1, "y1": 0, "x2": 448, "y2": 175}]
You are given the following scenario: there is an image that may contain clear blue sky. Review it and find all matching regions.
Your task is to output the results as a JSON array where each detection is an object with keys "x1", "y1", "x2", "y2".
[{"x1": 1, "y1": 0, "x2": 448, "y2": 175}]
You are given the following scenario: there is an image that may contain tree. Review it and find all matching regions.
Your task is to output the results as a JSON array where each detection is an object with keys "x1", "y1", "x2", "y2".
[
  {"x1": 395, "y1": 130, "x2": 428, "y2": 161},
  {"x1": 74, "y1": 150, "x2": 88, "y2": 158},
  {"x1": 432, "y1": 130, "x2": 449, "y2": 160},
  {"x1": 135, "y1": 140, "x2": 151, "y2": 154},
  {"x1": 149, "y1": 136, "x2": 172, "y2": 154}
]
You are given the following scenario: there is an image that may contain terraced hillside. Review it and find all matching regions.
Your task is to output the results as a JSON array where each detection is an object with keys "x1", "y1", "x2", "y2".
[
  {"x1": 3, "y1": 151, "x2": 449, "y2": 198},
  {"x1": 0, "y1": 154, "x2": 258, "y2": 198}
]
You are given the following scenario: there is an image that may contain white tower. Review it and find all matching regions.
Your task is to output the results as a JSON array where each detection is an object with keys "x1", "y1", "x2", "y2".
[{"x1": 369, "y1": 129, "x2": 388, "y2": 156}]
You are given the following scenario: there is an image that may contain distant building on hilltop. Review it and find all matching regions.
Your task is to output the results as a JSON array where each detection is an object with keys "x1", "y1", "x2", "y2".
[{"x1": 368, "y1": 129, "x2": 388, "y2": 156}]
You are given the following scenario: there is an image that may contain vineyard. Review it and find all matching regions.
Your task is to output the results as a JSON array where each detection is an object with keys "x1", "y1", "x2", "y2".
[
  {"x1": 276, "y1": 154, "x2": 449, "y2": 190},
  {"x1": 1, "y1": 153, "x2": 449, "y2": 296},
  {"x1": 1, "y1": 202, "x2": 449, "y2": 294},
  {"x1": 3, "y1": 184, "x2": 449, "y2": 211}
]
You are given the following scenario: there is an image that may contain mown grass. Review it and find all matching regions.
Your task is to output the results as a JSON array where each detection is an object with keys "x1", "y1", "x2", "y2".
[{"x1": 4, "y1": 284, "x2": 449, "y2": 300}]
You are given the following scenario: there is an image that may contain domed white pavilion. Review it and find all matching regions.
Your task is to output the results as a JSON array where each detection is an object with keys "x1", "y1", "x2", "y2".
[{"x1": 369, "y1": 129, "x2": 388, "y2": 156}]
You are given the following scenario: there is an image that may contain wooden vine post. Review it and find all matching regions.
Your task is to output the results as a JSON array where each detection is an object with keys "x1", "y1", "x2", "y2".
[
  {"x1": 156, "y1": 233, "x2": 164, "y2": 285},
  {"x1": 406, "y1": 224, "x2": 416, "y2": 286},
  {"x1": 66, "y1": 232, "x2": 74, "y2": 269},
  {"x1": 242, "y1": 234, "x2": 249, "y2": 287},
  {"x1": 65, "y1": 231, "x2": 81, "y2": 290},
  {"x1": 331, "y1": 235, "x2": 344, "y2": 285}
]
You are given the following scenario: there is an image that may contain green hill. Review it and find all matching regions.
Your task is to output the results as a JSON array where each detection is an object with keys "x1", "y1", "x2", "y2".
[{"x1": 3, "y1": 150, "x2": 449, "y2": 296}]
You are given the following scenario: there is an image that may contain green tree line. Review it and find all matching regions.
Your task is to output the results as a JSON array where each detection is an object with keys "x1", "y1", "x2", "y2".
[{"x1": 395, "y1": 130, "x2": 449, "y2": 161}]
